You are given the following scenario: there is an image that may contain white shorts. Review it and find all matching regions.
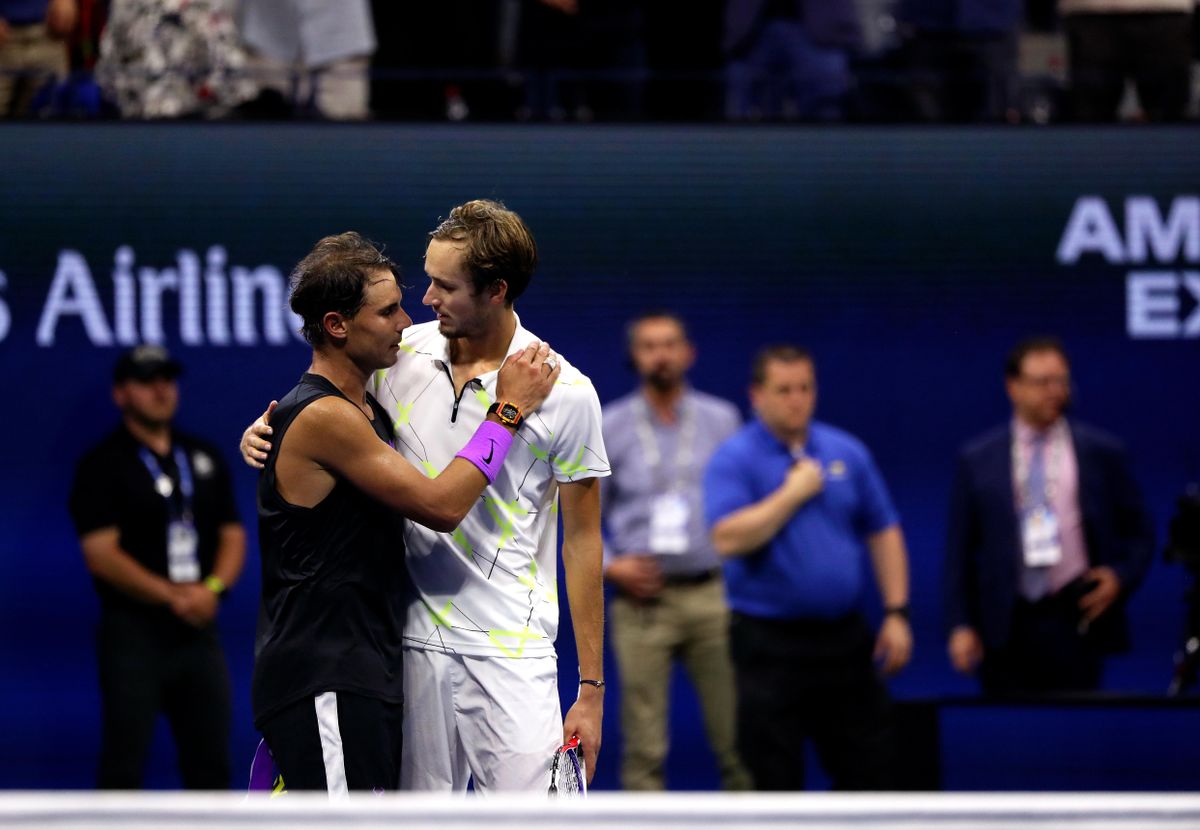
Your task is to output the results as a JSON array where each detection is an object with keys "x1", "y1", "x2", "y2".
[{"x1": 400, "y1": 648, "x2": 562, "y2": 793}]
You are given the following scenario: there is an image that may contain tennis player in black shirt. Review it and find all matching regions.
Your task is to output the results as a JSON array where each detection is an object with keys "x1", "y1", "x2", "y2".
[{"x1": 253, "y1": 232, "x2": 558, "y2": 794}]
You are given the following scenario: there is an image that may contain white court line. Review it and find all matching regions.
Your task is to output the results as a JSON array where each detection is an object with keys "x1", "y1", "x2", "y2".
[{"x1": 2, "y1": 792, "x2": 1200, "y2": 830}]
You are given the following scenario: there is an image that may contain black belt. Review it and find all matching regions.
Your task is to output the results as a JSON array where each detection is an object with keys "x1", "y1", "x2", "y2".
[{"x1": 662, "y1": 568, "x2": 720, "y2": 587}]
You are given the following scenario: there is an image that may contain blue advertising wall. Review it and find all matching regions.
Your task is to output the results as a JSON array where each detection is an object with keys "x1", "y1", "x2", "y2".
[{"x1": 1, "y1": 125, "x2": 1198, "y2": 790}]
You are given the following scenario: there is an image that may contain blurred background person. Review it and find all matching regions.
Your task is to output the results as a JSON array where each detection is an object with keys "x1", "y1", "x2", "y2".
[
  {"x1": 945, "y1": 336, "x2": 1156, "y2": 694},
  {"x1": 897, "y1": 0, "x2": 1023, "y2": 122},
  {"x1": 0, "y1": 0, "x2": 76, "y2": 117},
  {"x1": 601, "y1": 311, "x2": 751, "y2": 792},
  {"x1": 239, "y1": 0, "x2": 376, "y2": 120},
  {"x1": 723, "y1": 0, "x2": 862, "y2": 121},
  {"x1": 513, "y1": 0, "x2": 644, "y2": 122},
  {"x1": 705, "y1": 345, "x2": 912, "y2": 790},
  {"x1": 1058, "y1": 0, "x2": 1195, "y2": 121},
  {"x1": 642, "y1": 0, "x2": 725, "y2": 120},
  {"x1": 95, "y1": 0, "x2": 257, "y2": 118},
  {"x1": 68, "y1": 345, "x2": 245, "y2": 789}
]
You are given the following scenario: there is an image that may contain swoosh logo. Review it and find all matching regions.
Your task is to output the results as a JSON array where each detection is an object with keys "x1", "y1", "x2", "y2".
[{"x1": 482, "y1": 439, "x2": 495, "y2": 465}]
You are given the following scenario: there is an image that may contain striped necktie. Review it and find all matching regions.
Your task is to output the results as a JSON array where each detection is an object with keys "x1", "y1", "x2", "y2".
[{"x1": 1019, "y1": 433, "x2": 1051, "y2": 601}]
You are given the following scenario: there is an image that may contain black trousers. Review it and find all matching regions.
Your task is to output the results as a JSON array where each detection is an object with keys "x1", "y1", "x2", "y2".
[
  {"x1": 259, "y1": 691, "x2": 404, "y2": 793},
  {"x1": 1064, "y1": 12, "x2": 1193, "y2": 122},
  {"x1": 730, "y1": 611, "x2": 895, "y2": 791},
  {"x1": 905, "y1": 30, "x2": 1018, "y2": 123},
  {"x1": 96, "y1": 611, "x2": 232, "y2": 789},
  {"x1": 981, "y1": 586, "x2": 1104, "y2": 695}
]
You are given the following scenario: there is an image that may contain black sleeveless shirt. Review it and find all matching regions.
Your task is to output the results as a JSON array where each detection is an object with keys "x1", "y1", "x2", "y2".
[{"x1": 252, "y1": 373, "x2": 408, "y2": 726}]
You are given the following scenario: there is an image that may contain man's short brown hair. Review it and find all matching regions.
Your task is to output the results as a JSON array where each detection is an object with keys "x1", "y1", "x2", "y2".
[
  {"x1": 429, "y1": 199, "x2": 538, "y2": 304},
  {"x1": 751, "y1": 344, "x2": 814, "y2": 385}
]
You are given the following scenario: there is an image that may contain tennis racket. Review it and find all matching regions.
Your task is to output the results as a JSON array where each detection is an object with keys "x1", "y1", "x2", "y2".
[
  {"x1": 246, "y1": 738, "x2": 286, "y2": 797},
  {"x1": 548, "y1": 735, "x2": 586, "y2": 798}
]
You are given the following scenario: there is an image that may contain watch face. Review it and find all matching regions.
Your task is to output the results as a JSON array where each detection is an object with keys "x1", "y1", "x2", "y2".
[{"x1": 499, "y1": 403, "x2": 520, "y2": 422}]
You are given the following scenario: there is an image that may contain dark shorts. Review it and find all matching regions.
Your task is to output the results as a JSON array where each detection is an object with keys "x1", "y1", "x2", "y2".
[{"x1": 259, "y1": 690, "x2": 404, "y2": 793}]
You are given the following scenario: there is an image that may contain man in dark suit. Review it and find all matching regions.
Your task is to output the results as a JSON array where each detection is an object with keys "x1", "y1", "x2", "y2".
[{"x1": 945, "y1": 336, "x2": 1155, "y2": 694}]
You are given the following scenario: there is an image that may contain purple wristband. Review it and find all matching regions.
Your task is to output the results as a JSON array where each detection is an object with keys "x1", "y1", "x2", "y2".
[{"x1": 455, "y1": 420, "x2": 514, "y2": 484}]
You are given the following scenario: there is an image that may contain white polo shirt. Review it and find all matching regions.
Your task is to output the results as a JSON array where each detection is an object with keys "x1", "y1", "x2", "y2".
[{"x1": 372, "y1": 317, "x2": 609, "y2": 659}]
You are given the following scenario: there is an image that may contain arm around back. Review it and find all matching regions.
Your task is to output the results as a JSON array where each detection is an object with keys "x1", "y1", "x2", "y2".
[{"x1": 287, "y1": 395, "x2": 495, "y2": 532}]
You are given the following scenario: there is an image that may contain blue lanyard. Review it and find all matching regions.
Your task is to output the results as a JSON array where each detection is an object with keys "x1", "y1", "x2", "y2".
[{"x1": 138, "y1": 446, "x2": 194, "y2": 522}]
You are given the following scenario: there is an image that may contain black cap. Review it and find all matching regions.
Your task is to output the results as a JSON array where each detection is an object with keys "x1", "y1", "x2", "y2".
[{"x1": 113, "y1": 344, "x2": 184, "y2": 383}]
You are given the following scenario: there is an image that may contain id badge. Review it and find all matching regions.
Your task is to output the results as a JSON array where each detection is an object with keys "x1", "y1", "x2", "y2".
[
  {"x1": 154, "y1": 474, "x2": 173, "y2": 498},
  {"x1": 1021, "y1": 505, "x2": 1062, "y2": 568},
  {"x1": 648, "y1": 492, "x2": 690, "y2": 555},
  {"x1": 167, "y1": 520, "x2": 201, "y2": 582}
]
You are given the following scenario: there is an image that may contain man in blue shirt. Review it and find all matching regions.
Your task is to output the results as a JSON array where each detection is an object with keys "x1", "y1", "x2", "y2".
[{"x1": 704, "y1": 344, "x2": 912, "y2": 790}]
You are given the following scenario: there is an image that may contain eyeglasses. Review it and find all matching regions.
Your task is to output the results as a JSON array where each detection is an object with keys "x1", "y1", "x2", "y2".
[{"x1": 1019, "y1": 374, "x2": 1070, "y2": 389}]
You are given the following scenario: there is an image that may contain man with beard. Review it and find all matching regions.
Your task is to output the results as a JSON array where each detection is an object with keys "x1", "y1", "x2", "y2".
[
  {"x1": 252, "y1": 232, "x2": 558, "y2": 794},
  {"x1": 945, "y1": 336, "x2": 1156, "y2": 693},
  {"x1": 69, "y1": 344, "x2": 245, "y2": 789},
  {"x1": 600, "y1": 311, "x2": 750, "y2": 791}
]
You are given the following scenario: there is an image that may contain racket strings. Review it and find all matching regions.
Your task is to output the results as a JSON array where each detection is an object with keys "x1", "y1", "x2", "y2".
[{"x1": 549, "y1": 745, "x2": 585, "y2": 797}]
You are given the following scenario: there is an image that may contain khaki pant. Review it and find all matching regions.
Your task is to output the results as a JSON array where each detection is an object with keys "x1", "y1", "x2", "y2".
[
  {"x1": 610, "y1": 576, "x2": 751, "y2": 791},
  {"x1": 247, "y1": 52, "x2": 370, "y2": 120},
  {"x1": 0, "y1": 24, "x2": 68, "y2": 118}
]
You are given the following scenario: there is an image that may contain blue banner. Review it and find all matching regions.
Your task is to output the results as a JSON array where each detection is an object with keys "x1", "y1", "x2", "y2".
[{"x1": 2, "y1": 125, "x2": 1198, "y2": 789}]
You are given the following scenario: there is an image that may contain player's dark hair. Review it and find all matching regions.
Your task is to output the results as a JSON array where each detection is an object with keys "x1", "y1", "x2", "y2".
[
  {"x1": 429, "y1": 200, "x2": 538, "y2": 305},
  {"x1": 289, "y1": 232, "x2": 401, "y2": 346}
]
